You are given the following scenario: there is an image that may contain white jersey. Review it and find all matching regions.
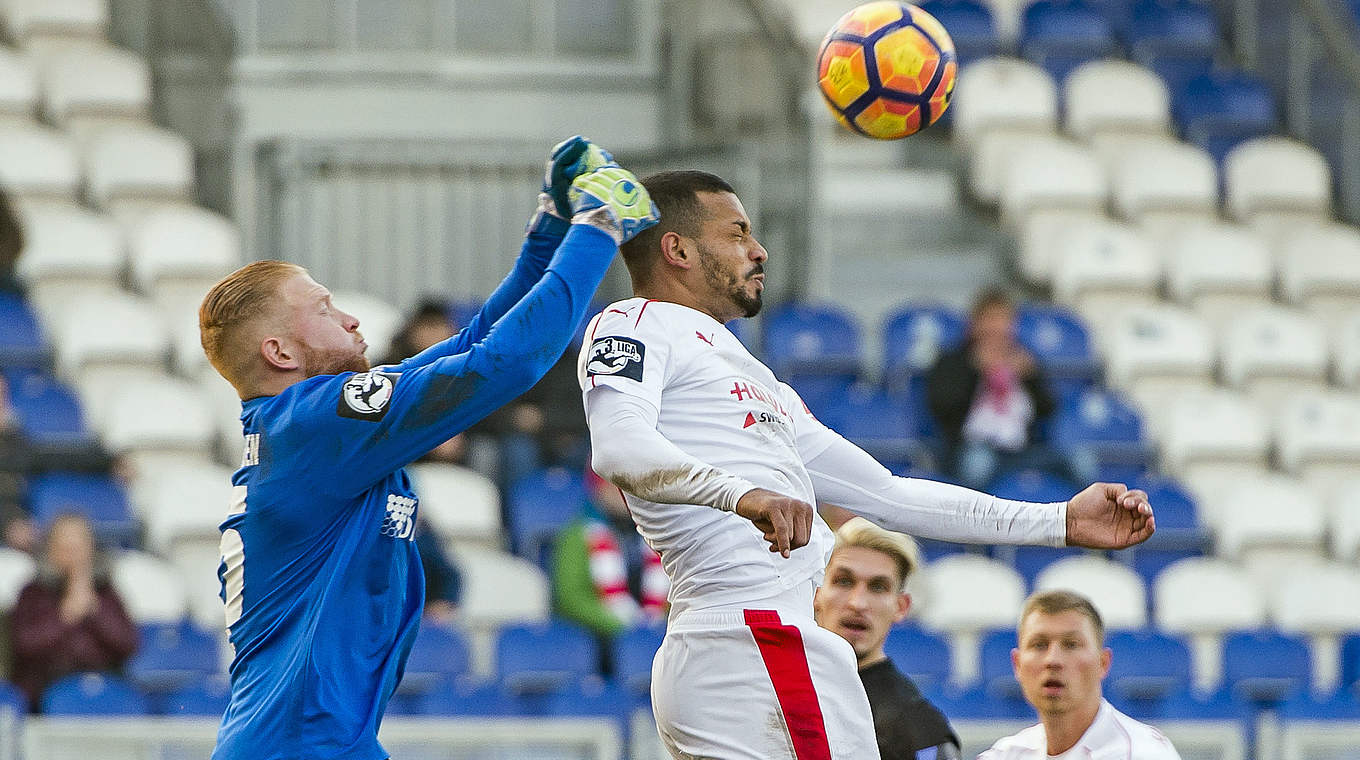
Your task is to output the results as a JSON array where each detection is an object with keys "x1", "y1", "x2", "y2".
[
  {"x1": 979, "y1": 700, "x2": 1182, "y2": 760},
  {"x1": 578, "y1": 298, "x2": 838, "y2": 611}
]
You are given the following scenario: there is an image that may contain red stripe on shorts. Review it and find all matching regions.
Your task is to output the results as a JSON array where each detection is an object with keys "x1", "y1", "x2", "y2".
[{"x1": 744, "y1": 609, "x2": 832, "y2": 760}]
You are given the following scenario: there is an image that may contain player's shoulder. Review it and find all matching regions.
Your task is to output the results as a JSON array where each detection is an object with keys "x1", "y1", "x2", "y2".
[
  {"x1": 1110, "y1": 707, "x2": 1182, "y2": 758},
  {"x1": 979, "y1": 724, "x2": 1045, "y2": 758}
]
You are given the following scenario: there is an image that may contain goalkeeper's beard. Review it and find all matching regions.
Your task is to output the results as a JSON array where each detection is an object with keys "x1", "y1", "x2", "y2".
[
  {"x1": 301, "y1": 343, "x2": 371, "y2": 378},
  {"x1": 698, "y1": 243, "x2": 762, "y2": 319}
]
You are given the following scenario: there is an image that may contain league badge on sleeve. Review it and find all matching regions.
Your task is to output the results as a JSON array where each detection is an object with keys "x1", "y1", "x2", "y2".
[
  {"x1": 586, "y1": 336, "x2": 645, "y2": 382},
  {"x1": 338, "y1": 371, "x2": 400, "y2": 421}
]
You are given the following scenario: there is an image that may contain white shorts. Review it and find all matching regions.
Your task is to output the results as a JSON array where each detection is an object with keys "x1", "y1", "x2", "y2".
[{"x1": 650, "y1": 582, "x2": 880, "y2": 760}]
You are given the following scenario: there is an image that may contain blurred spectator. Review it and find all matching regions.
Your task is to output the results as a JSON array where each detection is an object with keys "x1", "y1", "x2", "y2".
[
  {"x1": 925, "y1": 289, "x2": 1083, "y2": 490},
  {"x1": 0, "y1": 191, "x2": 23, "y2": 292},
  {"x1": 552, "y1": 465, "x2": 667, "y2": 645},
  {"x1": 382, "y1": 298, "x2": 458, "y2": 365},
  {"x1": 0, "y1": 376, "x2": 35, "y2": 554},
  {"x1": 9, "y1": 513, "x2": 138, "y2": 711}
]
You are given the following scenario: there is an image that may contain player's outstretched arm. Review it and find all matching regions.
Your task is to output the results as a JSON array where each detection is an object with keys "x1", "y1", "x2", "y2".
[{"x1": 1064, "y1": 483, "x2": 1154, "y2": 549}]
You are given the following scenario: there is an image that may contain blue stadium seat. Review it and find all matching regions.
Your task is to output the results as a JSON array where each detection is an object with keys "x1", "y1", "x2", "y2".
[
  {"x1": 28, "y1": 472, "x2": 138, "y2": 547},
  {"x1": 0, "y1": 292, "x2": 45, "y2": 366},
  {"x1": 762, "y1": 302, "x2": 863, "y2": 379},
  {"x1": 1019, "y1": 0, "x2": 1119, "y2": 83},
  {"x1": 42, "y1": 672, "x2": 149, "y2": 715},
  {"x1": 915, "y1": 538, "x2": 966, "y2": 562},
  {"x1": 0, "y1": 680, "x2": 25, "y2": 719},
  {"x1": 932, "y1": 682, "x2": 1031, "y2": 719},
  {"x1": 420, "y1": 677, "x2": 517, "y2": 716},
  {"x1": 990, "y1": 469, "x2": 1078, "y2": 504},
  {"x1": 1127, "y1": 0, "x2": 1219, "y2": 59},
  {"x1": 786, "y1": 372, "x2": 859, "y2": 415},
  {"x1": 1015, "y1": 304, "x2": 1097, "y2": 383},
  {"x1": 917, "y1": 0, "x2": 1001, "y2": 64},
  {"x1": 1341, "y1": 633, "x2": 1360, "y2": 691},
  {"x1": 1279, "y1": 687, "x2": 1360, "y2": 720},
  {"x1": 1110, "y1": 683, "x2": 1250, "y2": 722},
  {"x1": 995, "y1": 545, "x2": 1086, "y2": 588},
  {"x1": 397, "y1": 621, "x2": 470, "y2": 696},
  {"x1": 506, "y1": 466, "x2": 586, "y2": 563},
  {"x1": 1106, "y1": 630, "x2": 1192, "y2": 700},
  {"x1": 881, "y1": 304, "x2": 965, "y2": 394},
  {"x1": 3, "y1": 368, "x2": 93, "y2": 451},
  {"x1": 814, "y1": 385, "x2": 918, "y2": 467},
  {"x1": 882, "y1": 625, "x2": 952, "y2": 692},
  {"x1": 162, "y1": 674, "x2": 230, "y2": 716},
  {"x1": 544, "y1": 676, "x2": 637, "y2": 727},
  {"x1": 612, "y1": 624, "x2": 663, "y2": 695},
  {"x1": 1050, "y1": 390, "x2": 1150, "y2": 474},
  {"x1": 1136, "y1": 49, "x2": 1215, "y2": 91},
  {"x1": 495, "y1": 620, "x2": 599, "y2": 695},
  {"x1": 1174, "y1": 70, "x2": 1278, "y2": 163},
  {"x1": 1130, "y1": 546, "x2": 1204, "y2": 588},
  {"x1": 977, "y1": 628, "x2": 1022, "y2": 699},
  {"x1": 1132, "y1": 477, "x2": 1209, "y2": 553},
  {"x1": 125, "y1": 620, "x2": 222, "y2": 696},
  {"x1": 1222, "y1": 630, "x2": 1312, "y2": 703}
]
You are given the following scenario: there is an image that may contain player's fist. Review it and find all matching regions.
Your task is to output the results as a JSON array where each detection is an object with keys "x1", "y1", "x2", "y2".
[
  {"x1": 735, "y1": 488, "x2": 814, "y2": 558},
  {"x1": 568, "y1": 166, "x2": 659, "y2": 244},
  {"x1": 1065, "y1": 482, "x2": 1155, "y2": 549},
  {"x1": 543, "y1": 136, "x2": 616, "y2": 219}
]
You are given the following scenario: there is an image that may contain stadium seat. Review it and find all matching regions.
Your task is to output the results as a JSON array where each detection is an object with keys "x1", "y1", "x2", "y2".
[
  {"x1": 130, "y1": 458, "x2": 233, "y2": 556},
  {"x1": 0, "y1": 122, "x2": 78, "y2": 202},
  {"x1": 917, "y1": 554, "x2": 1026, "y2": 684},
  {"x1": 1048, "y1": 217, "x2": 1159, "y2": 325},
  {"x1": 4, "y1": 369, "x2": 92, "y2": 459},
  {"x1": 0, "y1": 0, "x2": 107, "y2": 46},
  {"x1": 1329, "y1": 480, "x2": 1360, "y2": 562},
  {"x1": 37, "y1": 42, "x2": 150, "y2": 138},
  {"x1": 1106, "y1": 630, "x2": 1193, "y2": 701},
  {"x1": 1269, "y1": 559, "x2": 1360, "y2": 695},
  {"x1": 0, "y1": 47, "x2": 37, "y2": 122},
  {"x1": 1154, "y1": 557, "x2": 1268, "y2": 692},
  {"x1": 1125, "y1": 478, "x2": 1209, "y2": 571},
  {"x1": 1063, "y1": 60, "x2": 1171, "y2": 141},
  {"x1": 1182, "y1": 472, "x2": 1325, "y2": 577},
  {"x1": 110, "y1": 549, "x2": 189, "y2": 624},
  {"x1": 814, "y1": 385, "x2": 917, "y2": 465},
  {"x1": 126, "y1": 205, "x2": 240, "y2": 315},
  {"x1": 41, "y1": 672, "x2": 148, "y2": 715},
  {"x1": 125, "y1": 620, "x2": 222, "y2": 695},
  {"x1": 49, "y1": 291, "x2": 170, "y2": 403},
  {"x1": 1173, "y1": 71, "x2": 1278, "y2": 164},
  {"x1": 1158, "y1": 388, "x2": 1269, "y2": 483},
  {"x1": 28, "y1": 471, "x2": 138, "y2": 546},
  {"x1": 976, "y1": 627, "x2": 1021, "y2": 698},
  {"x1": 955, "y1": 58, "x2": 1059, "y2": 201},
  {"x1": 761, "y1": 301, "x2": 863, "y2": 378},
  {"x1": 457, "y1": 545, "x2": 551, "y2": 632},
  {"x1": 84, "y1": 125, "x2": 192, "y2": 210},
  {"x1": 995, "y1": 544, "x2": 1085, "y2": 588},
  {"x1": 1050, "y1": 389, "x2": 1150, "y2": 473},
  {"x1": 1333, "y1": 310, "x2": 1360, "y2": 389},
  {"x1": 1222, "y1": 630, "x2": 1312, "y2": 703},
  {"x1": 998, "y1": 136, "x2": 1106, "y2": 227},
  {"x1": 1033, "y1": 555, "x2": 1148, "y2": 630},
  {"x1": 880, "y1": 303, "x2": 966, "y2": 392},
  {"x1": 398, "y1": 621, "x2": 470, "y2": 696},
  {"x1": 405, "y1": 462, "x2": 502, "y2": 550},
  {"x1": 0, "y1": 547, "x2": 35, "y2": 610},
  {"x1": 0, "y1": 291, "x2": 45, "y2": 366},
  {"x1": 1097, "y1": 304, "x2": 1215, "y2": 420},
  {"x1": 1017, "y1": 0, "x2": 1118, "y2": 83},
  {"x1": 544, "y1": 676, "x2": 636, "y2": 726},
  {"x1": 611, "y1": 623, "x2": 664, "y2": 695},
  {"x1": 1015, "y1": 302, "x2": 1097, "y2": 381},
  {"x1": 98, "y1": 374, "x2": 216, "y2": 459},
  {"x1": 1223, "y1": 136, "x2": 1332, "y2": 229},
  {"x1": 1273, "y1": 391, "x2": 1360, "y2": 498},
  {"x1": 12, "y1": 203, "x2": 123, "y2": 307},
  {"x1": 1164, "y1": 222, "x2": 1273, "y2": 328},
  {"x1": 917, "y1": 0, "x2": 1001, "y2": 63},
  {"x1": 495, "y1": 620, "x2": 599, "y2": 694},
  {"x1": 1219, "y1": 306, "x2": 1329, "y2": 408},
  {"x1": 1134, "y1": 48, "x2": 1215, "y2": 93},
  {"x1": 418, "y1": 676, "x2": 516, "y2": 717},
  {"x1": 1016, "y1": 207, "x2": 1106, "y2": 284},
  {"x1": 881, "y1": 625, "x2": 952, "y2": 692},
  {"x1": 1276, "y1": 223, "x2": 1360, "y2": 320},
  {"x1": 1126, "y1": 0, "x2": 1219, "y2": 62},
  {"x1": 506, "y1": 466, "x2": 585, "y2": 563},
  {"x1": 162, "y1": 673, "x2": 230, "y2": 716},
  {"x1": 989, "y1": 469, "x2": 1077, "y2": 504},
  {"x1": 1107, "y1": 137, "x2": 1217, "y2": 234}
]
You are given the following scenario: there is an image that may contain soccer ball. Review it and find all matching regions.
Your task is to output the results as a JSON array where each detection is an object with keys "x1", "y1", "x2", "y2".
[{"x1": 816, "y1": 1, "x2": 957, "y2": 140}]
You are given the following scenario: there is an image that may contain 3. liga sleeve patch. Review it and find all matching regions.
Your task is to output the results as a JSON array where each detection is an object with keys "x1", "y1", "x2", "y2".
[
  {"x1": 338, "y1": 371, "x2": 400, "y2": 421},
  {"x1": 586, "y1": 336, "x2": 645, "y2": 382}
]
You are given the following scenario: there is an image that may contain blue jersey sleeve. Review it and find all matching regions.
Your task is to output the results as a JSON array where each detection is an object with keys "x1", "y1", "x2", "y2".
[
  {"x1": 285, "y1": 223, "x2": 614, "y2": 497},
  {"x1": 396, "y1": 213, "x2": 568, "y2": 370}
]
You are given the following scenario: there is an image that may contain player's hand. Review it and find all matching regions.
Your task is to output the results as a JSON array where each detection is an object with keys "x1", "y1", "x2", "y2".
[
  {"x1": 1064, "y1": 483, "x2": 1154, "y2": 549},
  {"x1": 542, "y1": 135, "x2": 616, "y2": 219},
  {"x1": 568, "y1": 165, "x2": 660, "y2": 244},
  {"x1": 734, "y1": 488, "x2": 814, "y2": 558}
]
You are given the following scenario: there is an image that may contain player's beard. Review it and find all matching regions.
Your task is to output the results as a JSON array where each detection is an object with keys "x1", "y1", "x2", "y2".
[
  {"x1": 698, "y1": 243, "x2": 762, "y2": 319},
  {"x1": 301, "y1": 343, "x2": 370, "y2": 378}
]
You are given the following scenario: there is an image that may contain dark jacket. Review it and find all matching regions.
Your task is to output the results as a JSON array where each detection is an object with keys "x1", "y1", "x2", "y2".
[
  {"x1": 925, "y1": 343, "x2": 1056, "y2": 452},
  {"x1": 859, "y1": 658, "x2": 960, "y2": 759}
]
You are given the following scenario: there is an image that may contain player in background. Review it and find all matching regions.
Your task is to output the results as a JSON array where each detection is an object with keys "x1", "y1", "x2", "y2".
[
  {"x1": 979, "y1": 590, "x2": 1182, "y2": 760},
  {"x1": 814, "y1": 517, "x2": 959, "y2": 760},
  {"x1": 199, "y1": 137, "x2": 658, "y2": 760},
  {"x1": 578, "y1": 170, "x2": 1155, "y2": 760}
]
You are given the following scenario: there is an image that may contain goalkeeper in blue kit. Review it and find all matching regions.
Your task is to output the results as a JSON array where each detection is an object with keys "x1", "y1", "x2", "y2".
[{"x1": 197, "y1": 137, "x2": 657, "y2": 760}]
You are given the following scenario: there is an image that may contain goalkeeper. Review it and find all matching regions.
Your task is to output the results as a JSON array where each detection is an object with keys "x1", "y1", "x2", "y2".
[{"x1": 198, "y1": 137, "x2": 656, "y2": 760}]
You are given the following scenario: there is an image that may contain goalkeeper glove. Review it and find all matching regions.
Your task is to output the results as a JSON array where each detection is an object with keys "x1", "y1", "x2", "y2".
[
  {"x1": 542, "y1": 135, "x2": 616, "y2": 220},
  {"x1": 568, "y1": 166, "x2": 659, "y2": 245}
]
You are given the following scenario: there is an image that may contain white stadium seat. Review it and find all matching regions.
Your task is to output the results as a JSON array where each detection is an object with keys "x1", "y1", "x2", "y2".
[
  {"x1": 1269, "y1": 559, "x2": 1360, "y2": 694},
  {"x1": 0, "y1": 47, "x2": 37, "y2": 121},
  {"x1": 1154, "y1": 557, "x2": 1268, "y2": 692},
  {"x1": 1063, "y1": 60, "x2": 1171, "y2": 141},
  {"x1": 13, "y1": 202, "x2": 123, "y2": 298},
  {"x1": 1328, "y1": 480, "x2": 1360, "y2": 562},
  {"x1": 37, "y1": 42, "x2": 149, "y2": 137},
  {"x1": 0, "y1": 123, "x2": 78, "y2": 201},
  {"x1": 1097, "y1": 304, "x2": 1215, "y2": 416},
  {"x1": 1224, "y1": 136, "x2": 1332, "y2": 228},
  {"x1": 1333, "y1": 310, "x2": 1360, "y2": 389},
  {"x1": 1164, "y1": 223, "x2": 1273, "y2": 328},
  {"x1": 51, "y1": 290, "x2": 169, "y2": 384},
  {"x1": 1159, "y1": 388, "x2": 1269, "y2": 483},
  {"x1": 917, "y1": 554, "x2": 1026, "y2": 685},
  {"x1": 1184, "y1": 472, "x2": 1326, "y2": 577},
  {"x1": 1016, "y1": 207, "x2": 1107, "y2": 285},
  {"x1": 128, "y1": 458, "x2": 233, "y2": 556},
  {"x1": 459, "y1": 545, "x2": 551, "y2": 631},
  {"x1": 84, "y1": 124, "x2": 194, "y2": 211},
  {"x1": 127, "y1": 205, "x2": 240, "y2": 315},
  {"x1": 1049, "y1": 217, "x2": 1160, "y2": 325},
  {"x1": 1108, "y1": 138, "x2": 1217, "y2": 234},
  {"x1": 111, "y1": 549, "x2": 189, "y2": 624},
  {"x1": 0, "y1": 547, "x2": 34, "y2": 610},
  {"x1": 1274, "y1": 391, "x2": 1360, "y2": 498},
  {"x1": 330, "y1": 289, "x2": 404, "y2": 363},
  {"x1": 999, "y1": 137, "x2": 1106, "y2": 226},
  {"x1": 1219, "y1": 306, "x2": 1329, "y2": 407},
  {"x1": 98, "y1": 373, "x2": 216, "y2": 458},
  {"x1": 0, "y1": 0, "x2": 107, "y2": 45},
  {"x1": 953, "y1": 57, "x2": 1058, "y2": 147},
  {"x1": 406, "y1": 461, "x2": 503, "y2": 550},
  {"x1": 1034, "y1": 555, "x2": 1147, "y2": 630},
  {"x1": 1276, "y1": 223, "x2": 1360, "y2": 320}
]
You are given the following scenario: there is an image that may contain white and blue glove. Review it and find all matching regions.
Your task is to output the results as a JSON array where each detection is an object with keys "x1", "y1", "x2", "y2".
[{"x1": 568, "y1": 166, "x2": 659, "y2": 245}]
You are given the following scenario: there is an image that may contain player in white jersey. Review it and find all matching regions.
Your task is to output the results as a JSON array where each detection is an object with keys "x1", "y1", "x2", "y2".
[{"x1": 578, "y1": 171, "x2": 1155, "y2": 760}]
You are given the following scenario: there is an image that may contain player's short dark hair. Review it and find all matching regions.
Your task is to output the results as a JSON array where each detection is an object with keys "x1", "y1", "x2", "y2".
[
  {"x1": 1019, "y1": 589, "x2": 1106, "y2": 644},
  {"x1": 620, "y1": 170, "x2": 736, "y2": 278}
]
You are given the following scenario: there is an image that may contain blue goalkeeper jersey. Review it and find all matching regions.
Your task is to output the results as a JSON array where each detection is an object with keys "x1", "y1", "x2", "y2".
[{"x1": 211, "y1": 219, "x2": 614, "y2": 760}]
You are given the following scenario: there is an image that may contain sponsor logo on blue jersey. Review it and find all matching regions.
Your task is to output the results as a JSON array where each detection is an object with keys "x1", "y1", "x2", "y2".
[
  {"x1": 381, "y1": 494, "x2": 417, "y2": 540},
  {"x1": 338, "y1": 371, "x2": 400, "y2": 421}
]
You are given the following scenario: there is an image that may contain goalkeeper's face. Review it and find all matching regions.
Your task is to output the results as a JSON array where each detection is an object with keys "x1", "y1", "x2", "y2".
[
  {"x1": 693, "y1": 191, "x2": 767, "y2": 322},
  {"x1": 279, "y1": 272, "x2": 371, "y2": 378}
]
